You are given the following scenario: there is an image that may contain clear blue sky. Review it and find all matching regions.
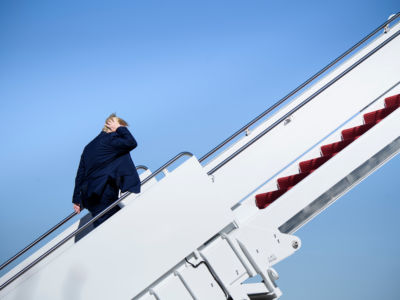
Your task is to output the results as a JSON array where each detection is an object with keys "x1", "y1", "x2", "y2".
[{"x1": 0, "y1": 1, "x2": 399, "y2": 299}]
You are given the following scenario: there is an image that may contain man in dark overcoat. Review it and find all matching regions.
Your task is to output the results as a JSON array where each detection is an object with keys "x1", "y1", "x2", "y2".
[{"x1": 72, "y1": 114, "x2": 141, "y2": 227}]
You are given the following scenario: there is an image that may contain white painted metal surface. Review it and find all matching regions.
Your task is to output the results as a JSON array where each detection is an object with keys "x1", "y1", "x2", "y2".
[
  {"x1": 150, "y1": 274, "x2": 192, "y2": 300},
  {"x1": 248, "y1": 105, "x2": 400, "y2": 232},
  {"x1": 236, "y1": 83, "x2": 400, "y2": 226},
  {"x1": 0, "y1": 168, "x2": 155, "y2": 285},
  {"x1": 174, "y1": 262, "x2": 226, "y2": 299},
  {"x1": 1, "y1": 157, "x2": 233, "y2": 299},
  {"x1": 199, "y1": 236, "x2": 251, "y2": 299}
]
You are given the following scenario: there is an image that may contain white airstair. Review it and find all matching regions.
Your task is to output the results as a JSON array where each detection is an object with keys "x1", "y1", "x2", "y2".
[{"x1": 1, "y1": 14, "x2": 400, "y2": 300}]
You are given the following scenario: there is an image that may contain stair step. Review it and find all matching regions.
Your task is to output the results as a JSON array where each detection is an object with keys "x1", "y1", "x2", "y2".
[
  {"x1": 363, "y1": 106, "x2": 397, "y2": 124},
  {"x1": 341, "y1": 122, "x2": 376, "y2": 140},
  {"x1": 299, "y1": 154, "x2": 334, "y2": 173},
  {"x1": 255, "y1": 189, "x2": 288, "y2": 209},
  {"x1": 385, "y1": 94, "x2": 400, "y2": 108},
  {"x1": 320, "y1": 137, "x2": 356, "y2": 156},
  {"x1": 277, "y1": 172, "x2": 310, "y2": 190},
  {"x1": 255, "y1": 93, "x2": 400, "y2": 211}
]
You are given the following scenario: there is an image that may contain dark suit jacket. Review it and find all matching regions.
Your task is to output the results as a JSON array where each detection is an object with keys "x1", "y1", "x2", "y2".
[{"x1": 72, "y1": 127, "x2": 141, "y2": 207}]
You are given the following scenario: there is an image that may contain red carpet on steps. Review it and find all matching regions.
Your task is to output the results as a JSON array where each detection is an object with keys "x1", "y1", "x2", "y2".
[{"x1": 255, "y1": 94, "x2": 400, "y2": 209}]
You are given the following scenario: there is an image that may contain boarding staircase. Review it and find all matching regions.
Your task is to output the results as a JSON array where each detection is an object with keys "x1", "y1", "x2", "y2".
[
  {"x1": 255, "y1": 94, "x2": 400, "y2": 210},
  {"x1": 1, "y1": 14, "x2": 400, "y2": 300}
]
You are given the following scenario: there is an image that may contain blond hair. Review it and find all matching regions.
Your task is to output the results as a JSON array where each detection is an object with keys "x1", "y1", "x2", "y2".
[{"x1": 102, "y1": 113, "x2": 129, "y2": 132}]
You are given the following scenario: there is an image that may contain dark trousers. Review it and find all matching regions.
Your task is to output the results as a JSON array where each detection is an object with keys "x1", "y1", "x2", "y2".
[{"x1": 87, "y1": 180, "x2": 121, "y2": 228}]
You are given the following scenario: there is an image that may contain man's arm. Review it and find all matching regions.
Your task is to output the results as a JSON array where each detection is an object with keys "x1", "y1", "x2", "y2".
[
  {"x1": 72, "y1": 154, "x2": 85, "y2": 213},
  {"x1": 105, "y1": 118, "x2": 137, "y2": 154},
  {"x1": 109, "y1": 126, "x2": 138, "y2": 153}
]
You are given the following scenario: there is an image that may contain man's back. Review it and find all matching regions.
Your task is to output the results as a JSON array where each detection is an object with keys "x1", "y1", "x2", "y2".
[
  {"x1": 82, "y1": 128, "x2": 140, "y2": 196},
  {"x1": 72, "y1": 116, "x2": 141, "y2": 217}
]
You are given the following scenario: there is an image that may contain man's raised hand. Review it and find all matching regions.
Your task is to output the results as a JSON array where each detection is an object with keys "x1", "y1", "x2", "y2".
[{"x1": 105, "y1": 118, "x2": 122, "y2": 132}]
